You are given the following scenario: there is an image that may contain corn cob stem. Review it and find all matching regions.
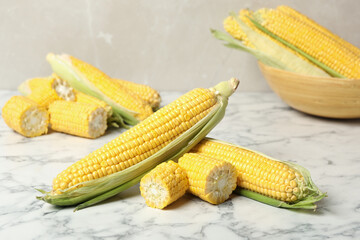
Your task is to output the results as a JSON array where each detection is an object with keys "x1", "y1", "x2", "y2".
[{"x1": 37, "y1": 78, "x2": 239, "y2": 210}]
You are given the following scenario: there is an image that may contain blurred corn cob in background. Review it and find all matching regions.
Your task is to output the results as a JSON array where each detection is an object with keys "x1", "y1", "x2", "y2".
[
  {"x1": 18, "y1": 75, "x2": 75, "y2": 108},
  {"x1": 37, "y1": 78, "x2": 239, "y2": 210},
  {"x1": 140, "y1": 161, "x2": 188, "y2": 209},
  {"x1": 48, "y1": 101, "x2": 108, "y2": 139},
  {"x1": 190, "y1": 138, "x2": 326, "y2": 209},
  {"x1": 2, "y1": 96, "x2": 49, "y2": 137},
  {"x1": 113, "y1": 79, "x2": 161, "y2": 110},
  {"x1": 178, "y1": 153, "x2": 237, "y2": 205},
  {"x1": 47, "y1": 53, "x2": 154, "y2": 126},
  {"x1": 213, "y1": 5, "x2": 360, "y2": 78}
]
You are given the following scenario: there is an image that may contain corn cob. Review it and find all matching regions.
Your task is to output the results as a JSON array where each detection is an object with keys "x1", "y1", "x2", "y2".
[
  {"x1": 216, "y1": 11, "x2": 329, "y2": 77},
  {"x1": 46, "y1": 53, "x2": 153, "y2": 125},
  {"x1": 140, "y1": 161, "x2": 188, "y2": 209},
  {"x1": 2, "y1": 96, "x2": 49, "y2": 137},
  {"x1": 277, "y1": 5, "x2": 360, "y2": 57},
  {"x1": 190, "y1": 138, "x2": 326, "y2": 209},
  {"x1": 37, "y1": 78, "x2": 239, "y2": 210},
  {"x1": 178, "y1": 153, "x2": 237, "y2": 204},
  {"x1": 252, "y1": 7, "x2": 359, "y2": 78},
  {"x1": 74, "y1": 90, "x2": 112, "y2": 117},
  {"x1": 114, "y1": 79, "x2": 161, "y2": 110},
  {"x1": 48, "y1": 101, "x2": 108, "y2": 139},
  {"x1": 18, "y1": 75, "x2": 75, "y2": 108}
]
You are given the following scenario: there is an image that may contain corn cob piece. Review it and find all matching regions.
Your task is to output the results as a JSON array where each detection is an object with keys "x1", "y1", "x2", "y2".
[
  {"x1": 74, "y1": 90, "x2": 112, "y2": 117},
  {"x1": 18, "y1": 75, "x2": 75, "y2": 108},
  {"x1": 190, "y1": 138, "x2": 326, "y2": 209},
  {"x1": 252, "y1": 8, "x2": 359, "y2": 78},
  {"x1": 37, "y1": 78, "x2": 239, "y2": 210},
  {"x1": 215, "y1": 12, "x2": 329, "y2": 77},
  {"x1": 140, "y1": 161, "x2": 188, "y2": 209},
  {"x1": 48, "y1": 101, "x2": 108, "y2": 139},
  {"x1": 46, "y1": 53, "x2": 153, "y2": 125},
  {"x1": 2, "y1": 96, "x2": 49, "y2": 137},
  {"x1": 114, "y1": 79, "x2": 161, "y2": 110},
  {"x1": 178, "y1": 153, "x2": 237, "y2": 204}
]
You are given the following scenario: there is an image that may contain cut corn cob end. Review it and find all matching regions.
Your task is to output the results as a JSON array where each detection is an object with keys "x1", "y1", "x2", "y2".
[
  {"x1": 178, "y1": 153, "x2": 237, "y2": 205},
  {"x1": 2, "y1": 96, "x2": 49, "y2": 137},
  {"x1": 140, "y1": 161, "x2": 189, "y2": 209},
  {"x1": 49, "y1": 101, "x2": 108, "y2": 139},
  {"x1": 51, "y1": 73, "x2": 76, "y2": 101}
]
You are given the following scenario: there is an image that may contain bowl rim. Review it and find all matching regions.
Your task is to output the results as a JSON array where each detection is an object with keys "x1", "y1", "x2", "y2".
[{"x1": 258, "y1": 61, "x2": 360, "y2": 83}]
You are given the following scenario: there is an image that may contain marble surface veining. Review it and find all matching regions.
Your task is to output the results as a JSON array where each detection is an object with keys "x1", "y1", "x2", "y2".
[{"x1": 0, "y1": 90, "x2": 359, "y2": 239}]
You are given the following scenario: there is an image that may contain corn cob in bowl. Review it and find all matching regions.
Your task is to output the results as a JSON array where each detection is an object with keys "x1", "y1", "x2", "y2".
[
  {"x1": 37, "y1": 78, "x2": 239, "y2": 211},
  {"x1": 213, "y1": 6, "x2": 360, "y2": 118},
  {"x1": 190, "y1": 138, "x2": 326, "y2": 210}
]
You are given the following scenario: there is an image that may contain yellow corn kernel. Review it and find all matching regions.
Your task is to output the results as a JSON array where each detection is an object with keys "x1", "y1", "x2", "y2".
[
  {"x1": 140, "y1": 161, "x2": 188, "y2": 209},
  {"x1": 114, "y1": 79, "x2": 161, "y2": 110},
  {"x1": 2, "y1": 96, "x2": 49, "y2": 137},
  {"x1": 48, "y1": 101, "x2": 107, "y2": 139},
  {"x1": 191, "y1": 139, "x2": 301, "y2": 202},
  {"x1": 178, "y1": 153, "x2": 237, "y2": 205},
  {"x1": 52, "y1": 87, "x2": 217, "y2": 192}
]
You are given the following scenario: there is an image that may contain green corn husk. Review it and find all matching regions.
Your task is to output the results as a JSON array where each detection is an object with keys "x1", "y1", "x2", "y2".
[
  {"x1": 212, "y1": 12, "x2": 330, "y2": 77},
  {"x1": 249, "y1": 12, "x2": 346, "y2": 78},
  {"x1": 198, "y1": 138, "x2": 326, "y2": 210},
  {"x1": 46, "y1": 53, "x2": 139, "y2": 127},
  {"x1": 36, "y1": 78, "x2": 239, "y2": 211}
]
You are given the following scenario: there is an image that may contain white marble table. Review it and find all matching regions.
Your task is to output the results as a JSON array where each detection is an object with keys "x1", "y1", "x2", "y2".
[{"x1": 0, "y1": 90, "x2": 359, "y2": 239}]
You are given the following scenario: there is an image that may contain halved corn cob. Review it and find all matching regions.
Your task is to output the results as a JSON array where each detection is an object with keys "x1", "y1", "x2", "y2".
[
  {"x1": 252, "y1": 7, "x2": 359, "y2": 78},
  {"x1": 216, "y1": 11, "x2": 329, "y2": 77},
  {"x1": 2, "y1": 96, "x2": 49, "y2": 137},
  {"x1": 114, "y1": 79, "x2": 161, "y2": 110},
  {"x1": 140, "y1": 161, "x2": 188, "y2": 209},
  {"x1": 48, "y1": 101, "x2": 108, "y2": 139},
  {"x1": 18, "y1": 75, "x2": 75, "y2": 108},
  {"x1": 37, "y1": 78, "x2": 239, "y2": 210},
  {"x1": 190, "y1": 138, "x2": 326, "y2": 209},
  {"x1": 178, "y1": 153, "x2": 237, "y2": 204},
  {"x1": 46, "y1": 53, "x2": 153, "y2": 125}
]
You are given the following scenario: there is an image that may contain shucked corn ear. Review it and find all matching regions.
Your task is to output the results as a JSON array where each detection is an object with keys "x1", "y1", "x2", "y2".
[
  {"x1": 49, "y1": 101, "x2": 108, "y2": 139},
  {"x1": 178, "y1": 153, "x2": 237, "y2": 205},
  {"x1": 247, "y1": 6, "x2": 356, "y2": 78},
  {"x1": 213, "y1": 11, "x2": 329, "y2": 77},
  {"x1": 114, "y1": 79, "x2": 161, "y2": 110},
  {"x1": 2, "y1": 96, "x2": 49, "y2": 137},
  {"x1": 191, "y1": 138, "x2": 326, "y2": 210},
  {"x1": 46, "y1": 53, "x2": 153, "y2": 126},
  {"x1": 18, "y1": 75, "x2": 75, "y2": 108},
  {"x1": 37, "y1": 78, "x2": 239, "y2": 210},
  {"x1": 140, "y1": 161, "x2": 188, "y2": 209}
]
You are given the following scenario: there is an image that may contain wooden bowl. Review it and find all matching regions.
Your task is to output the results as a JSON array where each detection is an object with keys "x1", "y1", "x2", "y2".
[{"x1": 258, "y1": 62, "x2": 360, "y2": 119}]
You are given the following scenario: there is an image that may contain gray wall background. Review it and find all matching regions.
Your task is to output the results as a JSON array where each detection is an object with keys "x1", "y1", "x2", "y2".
[{"x1": 1, "y1": 0, "x2": 359, "y2": 91}]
